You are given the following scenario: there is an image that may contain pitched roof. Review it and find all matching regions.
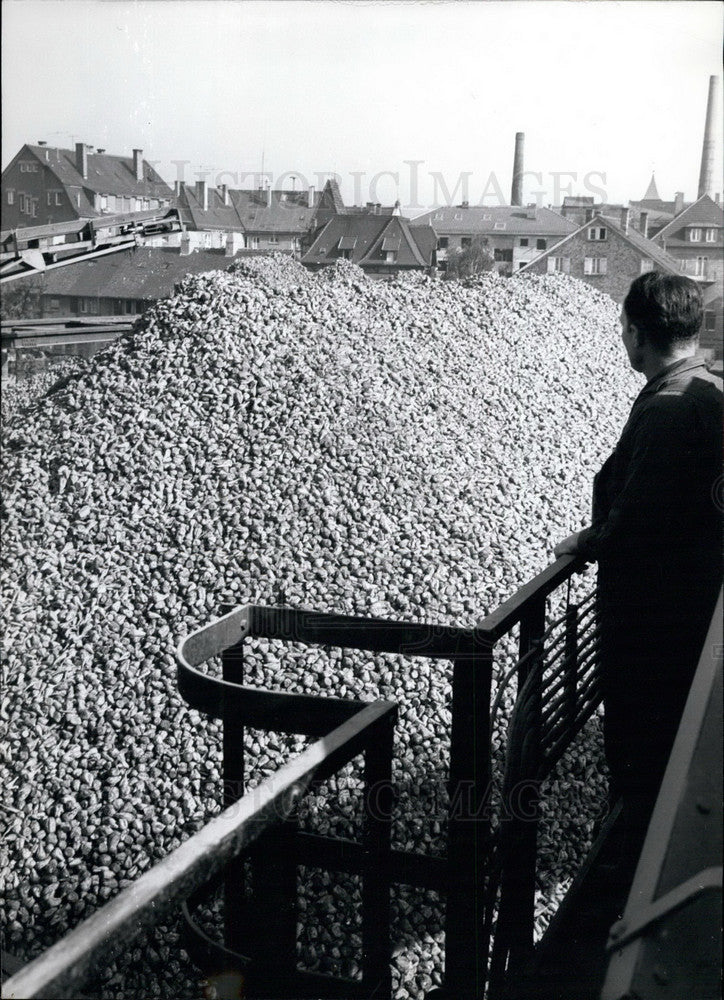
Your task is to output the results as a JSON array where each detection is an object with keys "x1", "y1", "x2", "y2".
[
  {"x1": 231, "y1": 189, "x2": 319, "y2": 234},
  {"x1": 518, "y1": 213, "x2": 679, "y2": 274},
  {"x1": 652, "y1": 195, "x2": 724, "y2": 244},
  {"x1": 302, "y1": 214, "x2": 434, "y2": 268},
  {"x1": 641, "y1": 173, "x2": 661, "y2": 203},
  {"x1": 23, "y1": 144, "x2": 172, "y2": 200},
  {"x1": 177, "y1": 184, "x2": 245, "y2": 232},
  {"x1": 28, "y1": 246, "x2": 262, "y2": 300},
  {"x1": 411, "y1": 205, "x2": 577, "y2": 237},
  {"x1": 358, "y1": 217, "x2": 432, "y2": 267}
]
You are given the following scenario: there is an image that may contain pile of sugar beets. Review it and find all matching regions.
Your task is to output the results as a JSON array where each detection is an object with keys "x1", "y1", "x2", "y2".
[{"x1": 1, "y1": 256, "x2": 639, "y2": 998}]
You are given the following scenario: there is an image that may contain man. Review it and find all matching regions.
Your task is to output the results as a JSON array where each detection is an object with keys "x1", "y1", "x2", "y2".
[{"x1": 554, "y1": 272, "x2": 722, "y2": 862}]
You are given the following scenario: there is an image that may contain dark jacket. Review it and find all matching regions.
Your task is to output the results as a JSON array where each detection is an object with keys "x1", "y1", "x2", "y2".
[{"x1": 578, "y1": 356, "x2": 722, "y2": 616}]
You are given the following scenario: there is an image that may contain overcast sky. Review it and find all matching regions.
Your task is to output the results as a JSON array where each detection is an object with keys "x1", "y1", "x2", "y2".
[{"x1": 2, "y1": 0, "x2": 722, "y2": 213}]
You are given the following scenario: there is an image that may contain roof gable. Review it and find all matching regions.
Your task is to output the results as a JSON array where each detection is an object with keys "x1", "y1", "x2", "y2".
[
  {"x1": 518, "y1": 213, "x2": 679, "y2": 274},
  {"x1": 653, "y1": 194, "x2": 724, "y2": 240},
  {"x1": 302, "y1": 213, "x2": 433, "y2": 268}
]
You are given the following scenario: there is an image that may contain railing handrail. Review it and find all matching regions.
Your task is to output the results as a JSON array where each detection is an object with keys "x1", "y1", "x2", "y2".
[
  {"x1": 177, "y1": 554, "x2": 588, "y2": 669},
  {"x1": 3, "y1": 700, "x2": 395, "y2": 1000},
  {"x1": 475, "y1": 553, "x2": 586, "y2": 642}
]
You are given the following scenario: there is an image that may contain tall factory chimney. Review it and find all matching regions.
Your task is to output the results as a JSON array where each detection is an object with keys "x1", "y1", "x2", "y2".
[
  {"x1": 511, "y1": 132, "x2": 525, "y2": 206},
  {"x1": 697, "y1": 75, "x2": 720, "y2": 199}
]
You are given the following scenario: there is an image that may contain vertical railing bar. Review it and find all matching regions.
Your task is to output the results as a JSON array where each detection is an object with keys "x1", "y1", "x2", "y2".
[
  {"x1": 362, "y1": 713, "x2": 395, "y2": 997},
  {"x1": 444, "y1": 637, "x2": 495, "y2": 998},
  {"x1": 221, "y1": 602, "x2": 248, "y2": 963},
  {"x1": 565, "y1": 603, "x2": 579, "y2": 739},
  {"x1": 488, "y1": 595, "x2": 547, "y2": 997}
]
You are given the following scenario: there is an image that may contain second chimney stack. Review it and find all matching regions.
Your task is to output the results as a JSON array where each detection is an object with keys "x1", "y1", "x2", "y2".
[
  {"x1": 511, "y1": 132, "x2": 525, "y2": 207},
  {"x1": 76, "y1": 142, "x2": 88, "y2": 179},
  {"x1": 133, "y1": 149, "x2": 144, "y2": 183}
]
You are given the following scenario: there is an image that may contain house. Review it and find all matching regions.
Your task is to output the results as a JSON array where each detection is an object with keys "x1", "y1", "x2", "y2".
[
  {"x1": 650, "y1": 195, "x2": 723, "y2": 285},
  {"x1": 1, "y1": 142, "x2": 174, "y2": 230},
  {"x1": 173, "y1": 180, "x2": 246, "y2": 252},
  {"x1": 411, "y1": 205, "x2": 577, "y2": 275},
  {"x1": 519, "y1": 211, "x2": 680, "y2": 301},
  {"x1": 301, "y1": 212, "x2": 436, "y2": 277},
  {"x1": 17, "y1": 245, "x2": 280, "y2": 318},
  {"x1": 232, "y1": 185, "x2": 321, "y2": 253},
  {"x1": 170, "y1": 180, "x2": 323, "y2": 254}
]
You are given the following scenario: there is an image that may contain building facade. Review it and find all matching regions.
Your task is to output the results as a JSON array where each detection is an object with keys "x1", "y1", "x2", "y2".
[
  {"x1": 651, "y1": 195, "x2": 723, "y2": 286},
  {"x1": 2, "y1": 143, "x2": 173, "y2": 230},
  {"x1": 411, "y1": 205, "x2": 576, "y2": 275},
  {"x1": 520, "y1": 213, "x2": 679, "y2": 301}
]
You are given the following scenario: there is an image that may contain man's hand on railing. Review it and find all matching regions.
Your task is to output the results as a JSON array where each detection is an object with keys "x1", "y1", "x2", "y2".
[{"x1": 553, "y1": 530, "x2": 586, "y2": 559}]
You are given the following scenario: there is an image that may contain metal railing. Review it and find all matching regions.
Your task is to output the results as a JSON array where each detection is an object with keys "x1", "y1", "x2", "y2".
[
  {"x1": 2, "y1": 669, "x2": 397, "y2": 999},
  {"x1": 4, "y1": 554, "x2": 603, "y2": 999}
]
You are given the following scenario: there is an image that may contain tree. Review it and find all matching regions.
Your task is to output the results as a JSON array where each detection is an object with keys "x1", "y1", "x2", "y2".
[
  {"x1": 0, "y1": 278, "x2": 43, "y2": 319},
  {"x1": 444, "y1": 237, "x2": 495, "y2": 280}
]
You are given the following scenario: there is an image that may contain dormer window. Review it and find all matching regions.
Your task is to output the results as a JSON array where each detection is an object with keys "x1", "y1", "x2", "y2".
[
  {"x1": 338, "y1": 235, "x2": 357, "y2": 259},
  {"x1": 454, "y1": 212, "x2": 463, "y2": 221},
  {"x1": 689, "y1": 228, "x2": 702, "y2": 241},
  {"x1": 434, "y1": 212, "x2": 443, "y2": 220},
  {"x1": 494, "y1": 222, "x2": 506, "y2": 230},
  {"x1": 705, "y1": 228, "x2": 717, "y2": 242}
]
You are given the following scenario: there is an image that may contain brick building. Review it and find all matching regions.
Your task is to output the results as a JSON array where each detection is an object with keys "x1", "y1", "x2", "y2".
[
  {"x1": 411, "y1": 205, "x2": 576, "y2": 275},
  {"x1": 520, "y1": 212, "x2": 679, "y2": 301},
  {"x1": 1, "y1": 143, "x2": 173, "y2": 230},
  {"x1": 652, "y1": 194, "x2": 723, "y2": 285}
]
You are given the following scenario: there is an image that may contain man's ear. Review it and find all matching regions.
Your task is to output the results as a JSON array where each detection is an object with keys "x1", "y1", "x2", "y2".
[{"x1": 629, "y1": 323, "x2": 646, "y2": 350}]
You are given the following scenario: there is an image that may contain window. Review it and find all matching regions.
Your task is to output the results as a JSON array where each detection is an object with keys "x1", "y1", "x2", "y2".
[
  {"x1": 494, "y1": 248, "x2": 513, "y2": 262},
  {"x1": 689, "y1": 228, "x2": 702, "y2": 242},
  {"x1": 695, "y1": 256, "x2": 708, "y2": 277},
  {"x1": 100, "y1": 195, "x2": 108, "y2": 211},
  {"x1": 519, "y1": 237, "x2": 529, "y2": 247},
  {"x1": 19, "y1": 162, "x2": 37, "y2": 173},
  {"x1": 587, "y1": 226, "x2": 607, "y2": 241},
  {"x1": 269, "y1": 235, "x2": 279, "y2": 244},
  {"x1": 547, "y1": 257, "x2": 570, "y2": 274},
  {"x1": 49, "y1": 298, "x2": 60, "y2": 309},
  {"x1": 494, "y1": 222, "x2": 506, "y2": 230},
  {"x1": 55, "y1": 192, "x2": 62, "y2": 206},
  {"x1": 434, "y1": 212, "x2": 443, "y2": 220},
  {"x1": 705, "y1": 228, "x2": 717, "y2": 242},
  {"x1": 438, "y1": 237, "x2": 449, "y2": 249},
  {"x1": 640, "y1": 258, "x2": 655, "y2": 273},
  {"x1": 536, "y1": 238, "x2": 547, "y2": 250},
  {"x1": 454, "y1": 212, "x2": 463, "y2": 221},
  {"x1": 7, "y1": 190, "x2": 14, "y2": 204},
  {"x1": 385, "y1": 251, "x2": 397, "y2": 263},
  {"x1": 704, "y1": 311, "x2": 716, "y2": 331},
  {"x1": 30, "y1": 199, "x2": 38, "y2": 218},
  {"x1": 47, "y1": 191, "x2": 53, "y2": 206},
  {"x1": 248, "y1": 236, "x2": 259, "y2": 250},
  {"x1": 461, "y1": 237, "x2": 471, "y2": 249},
  {"x1": 584, "y1": 257, "x2": 607, "y2": 275}
]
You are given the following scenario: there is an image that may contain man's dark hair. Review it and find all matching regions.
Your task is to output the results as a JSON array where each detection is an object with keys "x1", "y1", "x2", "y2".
[{"x1": 623, "y1": 273, "x2": 703, "y2": 352}]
